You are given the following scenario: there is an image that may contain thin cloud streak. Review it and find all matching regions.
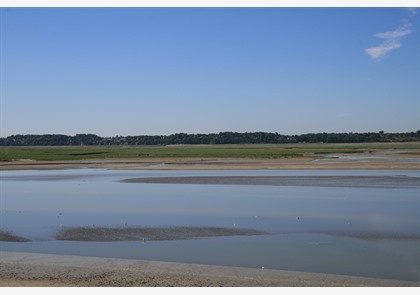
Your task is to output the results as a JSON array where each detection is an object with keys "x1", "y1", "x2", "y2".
[
  {"x1": 375, "y1": 25, "x2": 412, "y2": 39},
  {"x1": 366, "y1": 40, "x2": 401, "y2": 60},
  {"x1": 366, "y1": 24, "x2": 413, "y2": 61},
  {"x1": 407, "y1": 8, "x2": 417, "y2": 15}
]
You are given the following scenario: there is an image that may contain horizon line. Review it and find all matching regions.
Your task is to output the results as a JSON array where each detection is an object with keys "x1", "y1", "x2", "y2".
[{"x1": 2, "y1": 130, "x2": 419, "y2": 138}]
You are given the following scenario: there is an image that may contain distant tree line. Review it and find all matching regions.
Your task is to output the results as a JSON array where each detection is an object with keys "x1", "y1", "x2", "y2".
[{"x1": 0, "y1": 131, "x2": 419, "y2": 146}]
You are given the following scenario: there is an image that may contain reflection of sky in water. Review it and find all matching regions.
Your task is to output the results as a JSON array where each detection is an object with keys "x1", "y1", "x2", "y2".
[{"x1": 1, "y1": 169, "x2": 419, "y2": 282}]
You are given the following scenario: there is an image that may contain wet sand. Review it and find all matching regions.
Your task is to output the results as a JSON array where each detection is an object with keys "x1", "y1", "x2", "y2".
[
  {"x1": 1, "y1": 152, "x2": 420, "y2": 171},
  {"x1": 121, "y1": 175, "x2": 420, "y2": 189},
  {"x1": 322, "y1": 231, "x2": 420, "y2": 240},
  {"x1": 55, "y1": 226, "x2": 268, "y2": 242},
  {"x1": 1, "y1": 251, "x2": 419, "y2": 287}
]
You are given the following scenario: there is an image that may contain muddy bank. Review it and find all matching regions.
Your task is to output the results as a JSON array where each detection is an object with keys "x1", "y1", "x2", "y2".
[
  {"x1": 1, "y1": 251, "x2": 419, "y2": 287},
  {"x1": 121, "y1": 175, "x2": 420, "y2": 189},
  {"x1": 55, "y1": 226, "x2": 268, "y2": 242}
]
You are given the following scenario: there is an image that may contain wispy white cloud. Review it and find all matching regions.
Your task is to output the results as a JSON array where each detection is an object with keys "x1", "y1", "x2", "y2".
[
  {"x1": 407, "y1": 8, "x2": 417, "y2": 15},
  {"x1": 365, "y1": 24, "x2": 413, "y2": 61},
  {"x1": 375, "y1": 24, "x2": 412, "y2": 39},
  {"x1": 366, "y1": 40, "x2": 401, "y2": 60}
]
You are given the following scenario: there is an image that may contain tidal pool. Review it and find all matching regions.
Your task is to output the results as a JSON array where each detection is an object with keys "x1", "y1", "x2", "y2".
[{"x1": 0, "y1": 169, "x2": 419, "y2": 282}]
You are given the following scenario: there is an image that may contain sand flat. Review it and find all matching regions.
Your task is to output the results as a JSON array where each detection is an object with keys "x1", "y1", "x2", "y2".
[
  {"x1": 1, "y1": 152, "x2": 419, "y2": 287},
  {"x1": 1, "y1": 153, "x2": 420, "y2": 171},
  {"x1": 1, "y1": 251, "x2": 419, "y2": 287},
  {"x1": 55, "y1": 226, "x2": 268, "y2": 242},
  {"x1": 121, "y1": 175, "x2": 420, "y2": 189}
]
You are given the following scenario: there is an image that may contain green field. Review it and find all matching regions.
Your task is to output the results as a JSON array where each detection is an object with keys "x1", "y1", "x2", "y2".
[{"x1": 1, "y1": 142, "x2": 420, "y2": 161}]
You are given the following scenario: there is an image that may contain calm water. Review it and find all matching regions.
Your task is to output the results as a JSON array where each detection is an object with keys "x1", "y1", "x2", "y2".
[{"x1": 0, "y1": 169, "x2": 419, "y2": 282}]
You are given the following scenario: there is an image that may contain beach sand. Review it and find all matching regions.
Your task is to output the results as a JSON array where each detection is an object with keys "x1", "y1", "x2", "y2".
[{"x1": 1, "y1": 251, "x2": 419, "y2": 287}]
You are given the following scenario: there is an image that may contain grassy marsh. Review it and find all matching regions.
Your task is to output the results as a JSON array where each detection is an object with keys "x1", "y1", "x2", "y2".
[{"x1": 1, "y1": 142, "x2": 420, "y2": 161}]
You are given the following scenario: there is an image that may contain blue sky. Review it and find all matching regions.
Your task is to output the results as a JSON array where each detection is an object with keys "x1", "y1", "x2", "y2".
[{"x1": 1, "y1": 7, "x2": 419, "y2": 136}]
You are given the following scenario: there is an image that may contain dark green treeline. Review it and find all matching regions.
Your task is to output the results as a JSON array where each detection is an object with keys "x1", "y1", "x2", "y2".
[{"x1": 1, "y1": 131, "x2": 419, "y2": 146}]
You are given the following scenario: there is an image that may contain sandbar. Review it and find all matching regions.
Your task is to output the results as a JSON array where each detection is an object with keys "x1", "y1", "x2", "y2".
[
  {"x1": 1, "y1": 152, "x2": 420, "y2": 171},
  {"x1": 0, "y1": 231, "x2": 30, "y2": 242},
  {"x1": 55, "y1": 226, "x2": 268, "y2": 242},
  {"x1": 121, "y1": 175, "x2": 420, "y2": 189}
]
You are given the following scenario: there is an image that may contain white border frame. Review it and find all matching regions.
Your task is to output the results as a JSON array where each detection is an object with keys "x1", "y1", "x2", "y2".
[{"x1": 0, "y1": 1, "x2": 419, "y2": 8}]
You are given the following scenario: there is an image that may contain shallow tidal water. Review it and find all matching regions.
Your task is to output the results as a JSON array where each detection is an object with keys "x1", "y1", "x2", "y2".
[{"x1": 0, "y1": 169, "x2": 419, "y2": 282}]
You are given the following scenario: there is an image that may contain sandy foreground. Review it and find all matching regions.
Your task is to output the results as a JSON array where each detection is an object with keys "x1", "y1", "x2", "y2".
[{"x1": 1, "y1": 251, "x2": 419, "y2": 287}]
